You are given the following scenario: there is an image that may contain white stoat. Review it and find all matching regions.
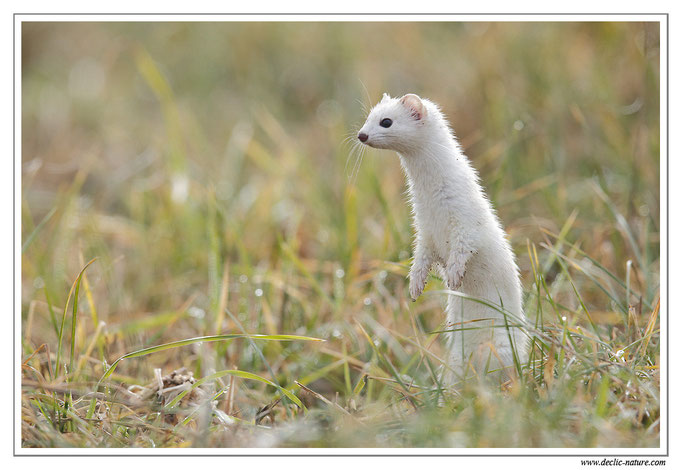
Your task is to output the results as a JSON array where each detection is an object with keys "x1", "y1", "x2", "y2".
[{"x1": 357, "y1": 93, "x2": 528, "y2": 383}]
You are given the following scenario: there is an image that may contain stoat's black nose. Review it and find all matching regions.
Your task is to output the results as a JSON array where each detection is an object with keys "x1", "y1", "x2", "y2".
[{"x1": 358, "y1": 132, "x2": 368, "y2": 142}]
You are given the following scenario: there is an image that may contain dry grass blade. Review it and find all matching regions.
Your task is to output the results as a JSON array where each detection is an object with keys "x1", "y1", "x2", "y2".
[
  {"x1": 636, "y1": 298, "x2": 660, "y2": 358},
  {"x1": 294, "y1": 381, "x2": 352, "y2": 417}
]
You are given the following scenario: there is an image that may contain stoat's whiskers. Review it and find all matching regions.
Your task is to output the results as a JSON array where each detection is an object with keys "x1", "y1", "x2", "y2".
[
  {"x1": 347, "y1": 139, "x2": 366, "y2": 186},
  {"x1": 342, "y1": 122, "x2": 367, "y2": 186},
  {"x1": 357, "y1": 78, "x2": 372, "y2": 113},
  {"x1": 342, "y1": 130, "x2": 358, "y2": 175},
  {"x1": 355, "y1": 98, "x2": 369, "y2": 117}
]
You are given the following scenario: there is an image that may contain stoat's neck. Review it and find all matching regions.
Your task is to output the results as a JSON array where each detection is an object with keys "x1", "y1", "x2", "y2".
[
  {"x1": 397, "y1": 138, "x2": 461, "y2": 192},
  {"x1": 397, "y1": 135, "x2": 489, "y2": 230}
]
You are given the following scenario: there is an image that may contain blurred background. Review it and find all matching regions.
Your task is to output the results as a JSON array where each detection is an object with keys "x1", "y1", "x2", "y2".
[{"x1": 21, "y1": 21, "x2": 661, "y2": 447}]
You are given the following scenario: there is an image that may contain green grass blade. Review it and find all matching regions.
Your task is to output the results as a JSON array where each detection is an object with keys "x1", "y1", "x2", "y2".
[
  {"x1": 96, "y1": 333, "x2": 322, "y2": 388},
  {"x1": 355, "y1": 321, "x2": 411, "y2": 396},
  {"x1": 54, "y1": 258, "x2": 97, "y2": 379},
  {"x1": 592, "y1": 180, "x2": 644, "y2": 271},
  {"x1": 22, "y1": 206, "x2": 57, "y2": 253},
  {"x1": 542, "y1": 243, "x2": 627, "y2": 315},
  {"x1": 542, "y1": 227, "x2": 651, "y2": 309},
  {"x1": 69, "y1": 264, "x2": 85, "y2": 377},
  {"x1": 295, "y1": 359, "x2": 347, "y2": 389},
  {"x1": 342, "y1": 342, "x2": 352, "y2": 396},
  {"x1": 224, "y1": 309, "x2": 294, "y2": 415},
  {"x1": 43, "y1": 285, "x2": 59, "y2": 341},
  {"x1": 165, "y1": 369, "x2": 304, "y2": 410},
  {"x1": 352, "y1": 374, "x2": 367, "y2": 397},
  {"x1": 550, "y1": 255, "x2": 603, "y2": 341},
  {"x1": 280, "y1": 240, "x2": 334, "y2": 308}
]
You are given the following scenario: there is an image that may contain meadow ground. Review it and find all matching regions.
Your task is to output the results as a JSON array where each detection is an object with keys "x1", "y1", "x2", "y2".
[{"x1": 20, "y1": 21, "x2": 660, "y2": 448}]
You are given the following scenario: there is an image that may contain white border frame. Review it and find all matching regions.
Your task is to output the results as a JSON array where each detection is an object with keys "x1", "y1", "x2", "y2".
[{"x1": 13, "y1": 13, "x2": 669, "y2": 458}]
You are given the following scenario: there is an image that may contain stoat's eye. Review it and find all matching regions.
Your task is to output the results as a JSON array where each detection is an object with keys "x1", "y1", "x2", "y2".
[{"x1": 380, "y1": 118, "x2": 393, "y2": 128}]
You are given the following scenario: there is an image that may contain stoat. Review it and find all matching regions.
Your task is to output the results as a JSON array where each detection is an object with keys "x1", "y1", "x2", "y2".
[{"x1": 357, "y1": 93, "x2": 528, "y2": 383}]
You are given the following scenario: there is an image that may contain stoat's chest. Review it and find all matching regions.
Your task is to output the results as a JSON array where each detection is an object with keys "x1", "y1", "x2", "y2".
[{"x1": 410, "y1": 184, "x2": 462, "y2": 258}]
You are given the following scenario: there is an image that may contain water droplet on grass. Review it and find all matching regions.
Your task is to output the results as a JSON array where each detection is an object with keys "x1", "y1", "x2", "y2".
[{"x1": 188, "y1": 307, "x2": 205, "y2": 319}]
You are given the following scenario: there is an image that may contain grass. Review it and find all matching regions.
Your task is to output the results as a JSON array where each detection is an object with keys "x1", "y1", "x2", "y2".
[{"x1": 20, "y1": 21, "x2": 660, "y2": 448}]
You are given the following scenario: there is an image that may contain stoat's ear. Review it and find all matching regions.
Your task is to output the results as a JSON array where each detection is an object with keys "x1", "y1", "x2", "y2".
[
  {"x1": 399, "y1": 94, "x2": 427, "y2": 120},
  {"x1": 381, "y1": 92, "x2": 391, "y2": 103}
]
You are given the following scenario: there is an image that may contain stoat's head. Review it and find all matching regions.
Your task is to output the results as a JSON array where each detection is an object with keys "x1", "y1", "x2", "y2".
[{"x1": 357, "y1": 93, "x2": 431, "y2": 153}]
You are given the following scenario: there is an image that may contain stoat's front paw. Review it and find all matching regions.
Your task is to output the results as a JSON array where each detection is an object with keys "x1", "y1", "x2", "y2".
[
  {"x1": 409, "y1": 264, "x2": 430, "y2": 300},
  {"x1": 446, "y1": 263, "x2": 466, "y2": 290}
]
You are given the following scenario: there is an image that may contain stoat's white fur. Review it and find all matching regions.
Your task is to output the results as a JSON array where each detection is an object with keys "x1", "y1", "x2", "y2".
[{"x1": 358, "y1": 93, "x2": 528, "y2": 383}]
